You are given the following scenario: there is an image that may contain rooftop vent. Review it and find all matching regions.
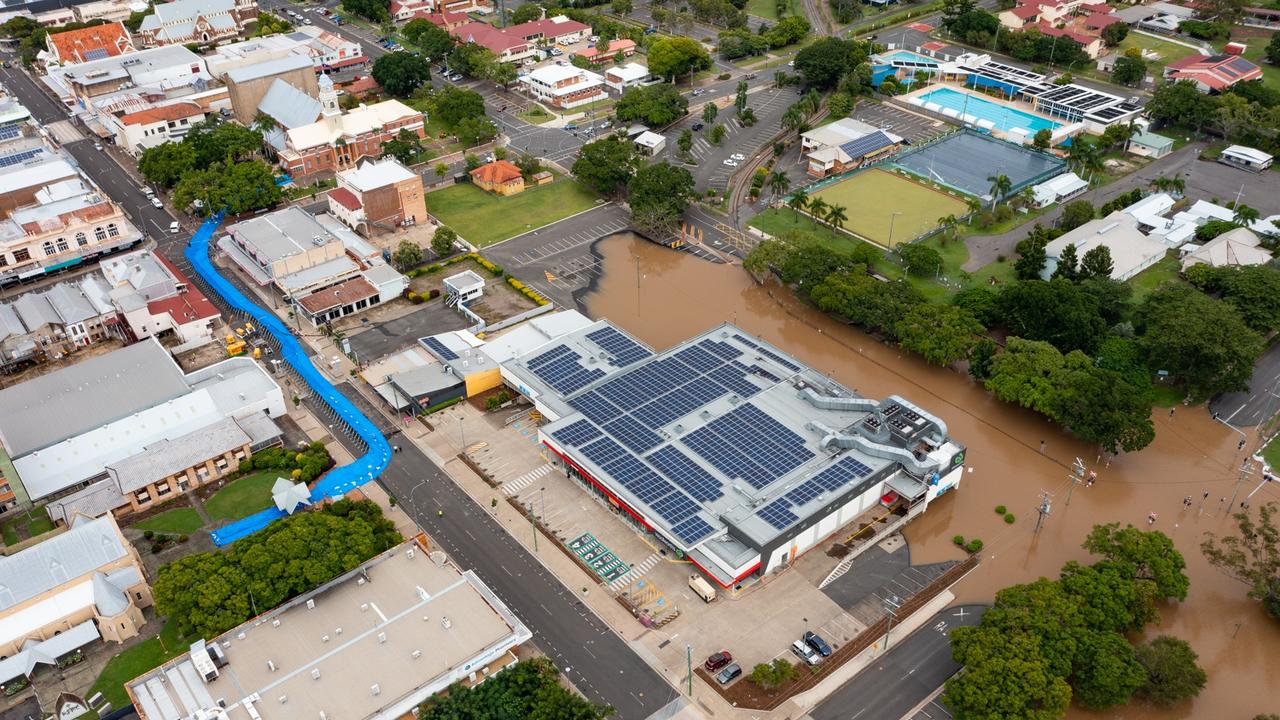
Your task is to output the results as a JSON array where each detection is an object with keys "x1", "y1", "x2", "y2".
[
  {"x1": 311, "y1": 669, "x2": 321, "y2": 680},
  {"x1": 266, "y1": 660, "x2": 276, "y2": 672},
  {"x1": 370, "y1": 684, "x2": 381, "y2": 697},
  {"x1": 306, "y1": 599, "x2": 315, "y2": 610},
  {"x1": 377, "y1": 632, "x2": 386, "y2": 643},
  {"x1": 272, "y1": 619, "x2": 280, "y2": 628}
]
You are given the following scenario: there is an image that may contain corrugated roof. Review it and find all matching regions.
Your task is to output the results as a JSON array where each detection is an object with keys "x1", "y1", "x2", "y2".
[
  {"x1": 118, "y1": 101, "x2": 204, "y2": 126},
  {"x1": 46, "y1": 22, "x2": 133, "y2": 64},
  {"x1": 469, "y1": 159, "x2": 523, "y2": 184},
  {"x1": 226, "y1": 54, "x2": 313, "y2": 84},
  {"x1": 0, "y1": 516, "x2": 127, "y2": 612},
  {"x1": 257, "y1": 78, "x2": 322, "y2": 129},
  {"x1": 328, "y1": 186, "x2": 361, "y2": 211}
]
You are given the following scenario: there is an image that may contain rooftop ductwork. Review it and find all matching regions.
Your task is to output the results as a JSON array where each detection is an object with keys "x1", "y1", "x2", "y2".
[{"x1": 808, "y1": 420, "x2": 941, "y2": 477}]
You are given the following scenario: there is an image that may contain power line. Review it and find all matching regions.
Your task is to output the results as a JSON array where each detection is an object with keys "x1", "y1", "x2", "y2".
[{"x1": 1033, "y1": 491, "x2": 1052, "y2": 534}]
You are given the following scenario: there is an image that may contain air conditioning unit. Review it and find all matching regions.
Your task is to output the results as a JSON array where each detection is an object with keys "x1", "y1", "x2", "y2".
[
  {"x1": 311, "y1": 669, "x2": 321, "y2": 680},
  {"x1": 370, "y1": 684, "x2": 381, "y2": 697}
]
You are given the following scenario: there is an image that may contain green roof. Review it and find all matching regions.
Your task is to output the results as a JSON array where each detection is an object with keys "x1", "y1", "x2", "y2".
[{"x1": 1132, "y1": 130, "x2": 1174, "y2": 149}]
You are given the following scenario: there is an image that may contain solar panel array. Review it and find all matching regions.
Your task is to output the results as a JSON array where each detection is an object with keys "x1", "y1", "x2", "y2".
[
  {"x1": 734, "y1": 334, "x2": 801, "y2": 372},
  {"x1": 684, "y1": 404, "x2": 814, "y2": 489},
  {"x1": 0, "y1": 148, "x2": 42, "y2": 168},
  {"x1": 586, "y1": 326, "x2": 651, "y2": 366},
  {"x1": 551, "y1": 419, "x2": 601, "y2": 447},
  {"x1": 756, "y1": 456, "x2": 877, "y2": 530},
  {"x1": 526, "y1": 344, "x2": 606, "y2": 395},
  {"x1": 422, "y1": 336, "x2": 458, "y2": 361},
  {"x1": 0, "y1": 124, "x2": 21, "y2": 141}
]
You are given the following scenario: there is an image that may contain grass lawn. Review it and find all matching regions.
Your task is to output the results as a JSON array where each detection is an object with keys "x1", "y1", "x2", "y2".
[
  {"x1": 1151, "y1": 384, "x2": 1185, "y2": 409},
  {"x1": 205, "y1": 472, "x2": 280, "y2": 522},
  {"x1": 132, "y1": 508, "x2": 205, "y2": 535},
  {"x1": 1263, "y1": 433, "x2": 1280, "y2": 469},
  {"x1": 89, "y1": 618, "x2": 187, "y2": 711},
  {"x1": 518, "y1": 106, "x2": 554, "y2": 124},
  {"x1": 1239, "y1": 43, "x2": 1280, "y2": 90},
  {"x1": 1127, "y1": 253, "x2": 1183, "y2": 303},
  {"x1": 1117, "y1": 33, "x2": 1202, "y2": 73},
  {"x1": 428, "y1": 180, "x2": 601, "y2": 247},
  {"x1": 745, "y1": 0, "x2": 799, "y2": 20},
  {"x1": 1, "y1": 509, "x2": 57, "y2": 546},
  {"x1": 809, "y1": 169, "x2": 969, "y2": 248}
]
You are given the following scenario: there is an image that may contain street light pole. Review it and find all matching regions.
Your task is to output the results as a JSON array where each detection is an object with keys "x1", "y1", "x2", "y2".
[
  {"x1": 888, "y1": 211, "x2": 902, "y2": 248},
  {"x1": 884, "y1": 596, "x2": 901, "y2": 649}
]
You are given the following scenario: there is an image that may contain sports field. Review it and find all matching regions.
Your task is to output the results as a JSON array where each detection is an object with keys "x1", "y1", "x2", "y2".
[{"x1": 809, "y1": 168, "x2": 968, "y2": 248}]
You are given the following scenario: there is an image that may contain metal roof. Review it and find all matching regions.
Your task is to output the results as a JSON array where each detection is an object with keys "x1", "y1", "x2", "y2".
[{"x1": 0, "y1": 515, "x2": 127, "y2": 612}]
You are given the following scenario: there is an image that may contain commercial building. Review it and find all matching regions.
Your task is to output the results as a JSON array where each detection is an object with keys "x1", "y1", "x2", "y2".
[
  {"x1": 42, "y1": 21, "x2": 135, "y2": 66},
  {"x1": 604, "y1": 62, "x2": 650, "y2": 91},
  {"x1": 1163, "y1": 54, "x2": 1262, "y2": 92},
  {"x1": 634, "y1": 130, "x2": 665, "y2": 156},
  {"x1": 327, "y1": 158, "x2": 427, "y2": 235},
  {"x1": 54, "y1": 45, "x2": 213, "y2": 107},
  {"x1": 290, "y1": 25, "x2": 366, "y2": 73},
  {"x1": 0, "y1": 273, "x2": 120, "y2": 377},
  {"x1": 494, "y1": 321, "x2": 965, "y2": 587},
  {"x1": 106, "y1": 100, "x2": 208, "y2": 156},
  {"x1": 126, "y1": 535, "x2": 532, "y2": 720},
  {"x1": 0, "y1": 158, "x2": 144, "y2": 286},
  {"x1": 272, "y1": 77, "x2": 425, "y2": 179},
  {"x1": 136, "y1": 0, "x2": 258, "y2": 47},
  {"x1": 507, "y1": 15, "x2": 590, "y2": 45},
  {"x1": 205, "y1": 33, "x2": 303, "y2": 77},
  {"x1": 572, "y1": 38, "x2": 637, "y2": 65},
  {"x1": 0, "y1": 514, "x2": 153, "y2": 691},
  {"x1": 99, "y1": 249, "x2": 220, "y2": 347},
  {"x1": 0, "y1": 338, "x2": 284, "y2": 511},
  {"x1": 1042, "y1": 212, "x2": 1168, "y2": 280},
  {"x1": 518, "y1": 64, "x2": 605, "y2": 109},
  {"x1": 225, "y1": 54, "x2": 320, "y2": 125},
  {"x1": 449, "y1": 22, "x2": 534, "y2": 63},
  {"x1": 800, "y1": 117, "x2": 901, "y2": 178},
  {"x1": 218, "y1": 206, "x2": 408, "y2": 326}
]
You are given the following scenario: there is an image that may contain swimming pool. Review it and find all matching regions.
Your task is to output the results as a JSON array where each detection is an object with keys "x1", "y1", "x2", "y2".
[
  {"x1": 881, "y1": 50, "x2": 939, "y2": 66},
  {"x1": 916, "y1": 87, "x2": 1060, "y2": 135}
]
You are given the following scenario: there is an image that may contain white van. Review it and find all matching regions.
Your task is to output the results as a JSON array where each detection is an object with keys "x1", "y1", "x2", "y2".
[{"x1": 688, "y1": 574, "x2": 716, "y2": 603}]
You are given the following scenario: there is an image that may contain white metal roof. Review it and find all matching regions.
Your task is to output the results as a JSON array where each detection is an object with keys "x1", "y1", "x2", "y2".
[
  {"x1": 1222, "y1": 145, "x2": 1273, "y2": 164},
  {"x1": 0, "y1": 515, "x2": 126, "y2": 612},
  {"x1": 341, "y1": 158, "x2": 416, "y2": 192}
]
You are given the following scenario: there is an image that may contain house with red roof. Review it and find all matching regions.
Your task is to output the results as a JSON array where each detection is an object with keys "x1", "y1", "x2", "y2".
[
  {"x1": 1163, "y1": 54, "x2": 1263, "y2": 92},
  {"x1": 412, "y1": 10, "x2": 472, "y2": 29},
  {"x1": 572, "y1": 38, "x2": 637, "y2": 64},
  {"x1": 43, "y1": 22, "x2": 135, "y2": 66},
  {"x1": 1034, "y1": 20, "x2": 1106, "y2": 58},
  {"x1": 470, "y1": 160, "x2": 525, "y2": 195},
  {"x1": 450, "y1": 21, "x2": 535, "y2": 62},
  {"x1": 999, "y1": 4, "x2": 1043, "y2": 29},
  {"x1": 507, "y1": 15, "x2": 591, "y2": 45}
]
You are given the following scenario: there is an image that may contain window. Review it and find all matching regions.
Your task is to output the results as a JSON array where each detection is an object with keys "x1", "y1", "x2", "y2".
[
  {"x1": 13, "y1": 249, "x2": 28, "y2": 262},
  {"x1": 107, "y1": 223, "x2": 119, "y2": 238},
  {"x1": 0, "y1": 255, "x2": 7, "y2": 267},
  {"x1": 56, "y1": 238, "x2": 68, "y2": 252},
  {"x1": 135, "y1": 490, "x2": 150, "y2": 503},
  {"x1": 42, "y1": 241, "x2": 56, "y2": 256},
  {"x1": 95, "y1": 226, "x2": 107, "y2": 241},
  {"x1": 76, "y1": 232, "x2": 87, "y2": 246},
  {"x1": 135, "y1": 592, "x2": 142, "y2": 600},
  {"x1": 156, "y1": 482, "x2": 171, "y2": 496}
]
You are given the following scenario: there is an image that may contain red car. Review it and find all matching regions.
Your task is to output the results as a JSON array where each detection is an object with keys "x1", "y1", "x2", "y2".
[{"x1": 704, "y1": 651, "x2": 732, "y2": 673}]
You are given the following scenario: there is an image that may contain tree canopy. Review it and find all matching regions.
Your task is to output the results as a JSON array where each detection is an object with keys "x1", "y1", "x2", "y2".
[
  {"x1": 1134, "y1": 636, "x2": 1207, "y2": 707},
  {"x1": 138, "y1": 142, "x2": 197, "y2": 189},
  {"x1": 627, "y1": 162, "x2": 696, "y2": 235},
  {"x1": 572, "y1": 137, "x2": 640, "y2": 197},
  {"x1": 340, "y1": 0, "x2": 389, "y2": 22},
  {"x1": 647, "y1": 36, "x2": 712, "y2": 79},
  {"x1": 1202, "y1": 501, "x2": 1280, "y2": 619},
  {"x1": 895, "y1": 304, "x2": 984, "y2": 366},
  {"x1": 996, "y1": 279, "x2": 1107, "y2": 354},
  {"x1": 616, "y1": 83, "x2": 689, "y2": 126},
  {"x1": 173, "y1": 160, "x2": 282, "y2": 216},
  {"x1": 372, "y1": 52, "x2": 432, "y2": 97},
  {"x1": 1137, "y1": 284, "x2": 1262, "y2": 399},
  {"x1": 402, "y1": 19, "x2": 455, "y2": 60},
  {"x1": 418, "y1": 658, "x2": 612, "y2": 719},
  {"x1": 793, "y1": 37, "x2": 865, "y2": 89}
]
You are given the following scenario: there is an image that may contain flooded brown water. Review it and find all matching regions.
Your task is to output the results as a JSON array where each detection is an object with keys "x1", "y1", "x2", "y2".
[{"x1": 582, "y1": 234, "x2": 1280, "y2": 719}]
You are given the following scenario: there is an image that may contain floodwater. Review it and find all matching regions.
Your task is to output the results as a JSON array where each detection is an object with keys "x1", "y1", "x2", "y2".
[{"x1": 582, "y1": 234, "x2": 1280, "y2": 719}]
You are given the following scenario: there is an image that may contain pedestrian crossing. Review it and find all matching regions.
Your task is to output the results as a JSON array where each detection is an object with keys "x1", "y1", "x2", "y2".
[
  {"x1": 609, "y1": 552, "x2": 661, "y2": 591},
  {"x1": 502, "y1": 463, "x2": 554, "y2": 496}
]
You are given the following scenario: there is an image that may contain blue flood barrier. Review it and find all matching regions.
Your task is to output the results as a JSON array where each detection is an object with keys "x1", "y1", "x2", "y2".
[{"x1": 185, "y1": 213, "x2": 392, "y2": 546}]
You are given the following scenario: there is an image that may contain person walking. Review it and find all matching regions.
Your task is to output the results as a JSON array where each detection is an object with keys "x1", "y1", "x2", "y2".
[{"x1": 1147, "y1": 512, "x2": 1158, "y2": 525}]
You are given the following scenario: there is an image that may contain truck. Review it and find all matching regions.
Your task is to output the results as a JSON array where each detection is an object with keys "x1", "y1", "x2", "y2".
[{"x1": 689, "y1": 574, "x2": 716, "y2": 603}]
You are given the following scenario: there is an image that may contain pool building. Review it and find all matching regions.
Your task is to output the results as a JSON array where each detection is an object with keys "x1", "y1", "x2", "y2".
[{"x1": 499, "y1": 321, "x2": 966, "y2": 588}]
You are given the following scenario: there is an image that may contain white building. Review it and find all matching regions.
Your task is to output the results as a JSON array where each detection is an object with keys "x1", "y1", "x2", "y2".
[
  {"x1": 1043, "y1": 212, "x2": 1169, "y2": 281},
  {"x1": 604, "y1": 62, "x2": 650, "y2": 91},
  {"x1": 1182, "y1": 227, "x2": 1272, "y2": 270},
  {"x1": 635, "y1": 130, "x2": 665, "y2": 156},
  {"x1": 1030, "y1": 171, "x2": 1089, "y2": 207},
  {"x1": 99, "y1": 250, "x2": 220, "y2": 348},
  {"x1": 1219, "y1": 145, "x2": 1274, "y2": 172},
  {"x1": 105, "y1": 100, "x2": 208, "y2": 156},
  {"x1": 52, "y1": 45, "x2": 213, "y2": 109},
  {"x1": 517, "y1": 65, "x2": 606, "y2": 109}
]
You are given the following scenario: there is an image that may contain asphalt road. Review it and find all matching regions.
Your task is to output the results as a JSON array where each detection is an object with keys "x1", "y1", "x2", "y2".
[
  {"x1": 811, "y1": 604, "x2": 987, "y2": 720},
  {"x1": 1210, "y1": 341, "x2": 1280, "y2": 428},
  {"x1": 319, "y1": 384, "x2": 684, "y2": 719}
]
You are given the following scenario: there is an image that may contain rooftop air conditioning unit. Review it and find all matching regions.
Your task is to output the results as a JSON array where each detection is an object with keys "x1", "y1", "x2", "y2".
[
  {"x1": 306, "y1": 599, "x2": 315, "y2": 610},
  {"x1": 411, "y1": 650, "x2": 421, "y2": 659},
  {"x1": 370, "y1": 685, "x2": 381, "y2": 697},
  {"x1": 271, "y1": 619, "x2": 280, "y2": 628},
  {"x1": 266, "y1": 660, "x2": 276, "y2": 672},
  {"x1": 311, "y1": 669, "x2": 321, "y2": 680},
  {"x1": 377, "y1": 632, "x2": 386, "y2": 643}
]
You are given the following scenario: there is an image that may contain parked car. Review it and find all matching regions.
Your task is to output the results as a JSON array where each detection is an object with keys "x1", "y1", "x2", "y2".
[
  {"x1": 93, "y1": 142, "x2": 103, "y2": 151},
  {"x1": 804, "y1": 631, "x2": 832, "y2": 657},
  {"x1": 691, "y1": 88, "x2": 704, "y2": 96},
  {"x1": 524, "y1": 58, "x2": 536, "y2": 66},
  {"x1": 704, "y1": 651, "x2": 732, "y2": 672},
  {"x1": 151, "y1": 197, "x2": 164, "y2": 209},
  {"x1": 550, "y1": 48, "x2": 563, "y2": 56},
  {"x1": 791, "y1": 639, "x2": 821, "y2": 666},
  {"x1": 644, "y1": 26, "x2": 657, "y2": 34},
  {"x1": 729, "y1": 152, "x2": 746, "y2": 161},
  {"x1": 716, "y1": 663, "x2": 742, "y2": 685},
  {"x1": 692, "y1": 121, "x2": 704, "y2": 131},
  {"x1": 722, "y1": 158, "x2": 739, "y2": 167},
  {"x1": 565, "y1": 123, "x2": 579, "y2": 130},
  {"x1": 589, "y1": 35, "x2": 599, "y2": 43},
  {"x1": 599, "y1": 120, "x2": 612, "y2": 129}
]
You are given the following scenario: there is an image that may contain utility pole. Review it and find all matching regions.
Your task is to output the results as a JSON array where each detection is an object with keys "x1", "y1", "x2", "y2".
[
  {"x1": 1066, "y1": 457, "x2": 1085, "y2": 506},
  {"x1": 884, "y1": 595, "x2": 902, "y2": 649},
  {"x1": 1230, "y1": 459, "x2": 1255, "y2": 512},
  {"x1": 686, "y1": 644, "x2": 693, "y2": 696},
  {"x1": 1033, "y1": 491, "x2": 1052, "y2": 534},
  {"x1": 528, "y1": 505, "x2": 538, "y2": 552}
]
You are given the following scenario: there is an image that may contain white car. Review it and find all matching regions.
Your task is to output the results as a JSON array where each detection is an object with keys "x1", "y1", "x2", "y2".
[
  {"x1": 168, "y1": 221, "x2": 181, "y2": 234},
  {"x1": 151, "y1": 197, "x2": 164, "y2": 209},
  {"x1": 730, "y1": 153, "x2": 746, "y2": 161},
  {"x1": 722, "y1": 158, "x2": 739, "y2": 167}
]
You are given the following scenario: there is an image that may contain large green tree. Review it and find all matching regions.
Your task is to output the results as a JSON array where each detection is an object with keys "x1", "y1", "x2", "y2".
[
  {"x1": 616, "y1": 84, "x2": 689, "y2": 126},
  {"x1": 1083, "y1": 523, "x2": 1190, "y2": 602},
  {"x1": 945, "y1": 627, "x2": 1072, "y2": 720},
  {"x1": 433, "y1": 86, "x2": 487, "y2": 129},
  {"x1": 341, "y1": 0, "x2": 389, "y2": 22},
  {"x1": 1134, "y1": 635, "x2": 1207, "y2": 707},
  {"x1": 1047, "y1": 351, "x2": 1154, "y2": 453},
  {"x1": 185, "y1": 120, "x2": 263, "y2": 167},
  {"x1": 1070, "y1": 629, "x2": 1147, "y2": 710},
  {"x1": 647, "y1": 36, "x2": 712, "y2": 80},
  {"x1": 173, "y1": 160, "x2": 282, "y2": 216},
  {"x1": 372, "y1": 52, "x2": 432, "y2": 97},
  {"x1": 985, "y1": 338, "x2": 1064, "y2": 415},
  {"x1": 997, "y1": 279, "x2": 1107, "y2": 354},
  {"x1": 1137, "y1": 284, "x2": 1262, "y2": 399},
  {"x1": 572, "y1": 137, "x2": 639, "y2": 196},
  {"x1": 1202, "y1": 501, "x2": 1280, "y2": 619},
  {"x1": 793, "y1": 37, "x2": 864, "y2": 90},
  {"x1": 419, "y1": 657, "x2": 611, "y2": 719},
  {"x1": 896, "y1": 304, "x2": 984, "y2": 366},
  {"x1": 627, "y1": 162, "x2": 696, "y2": 235},
  {"x1": 1059, "y1": 560, "x2": 1156, "y2": 633},
  {"x1": 138, "y1": 142, "x2": 197, "y2": 189},
  {"x1": 810, "y1": 271, "x2": 923, "y2": 338}
]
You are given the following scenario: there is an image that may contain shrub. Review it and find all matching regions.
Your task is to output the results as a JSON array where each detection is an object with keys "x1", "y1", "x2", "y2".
[
  {"x1": 966, "y1": 538, "x2": 984, "y2": 553},
  {"x1": 143, "y1": 530, "x2": 155, "y2": 540},
  {"x1": 1004, "y1": 512, "x2": 1016, "y2": 524},
  {"x1": 994, "y1": 504, "x2": 1007, "y2": 514},
  {"x1": 486, "y1": 395, "x2": 502, "y2": 411},
  {"x1": 151, "y1": 543, "x2": 163, "y2": 554},
  {"x1": 718, "y1": 72, "x2": 731, "y2": 80},
  {"x1": 952, "y1": 534, "x2": 966, "y2": 547},
  {"x1": 428, "y1": 288, "x2": 441, "y2": 299},
  {"x1": 178, "y1": 534, "x2": 189, "y2": 543}
]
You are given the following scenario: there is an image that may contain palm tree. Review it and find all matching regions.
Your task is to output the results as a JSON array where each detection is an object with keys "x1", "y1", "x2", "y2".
[
  {"x1": 252, "y1": 111, "x2": 277, "y2": 134},
  {"x1": 1067, "y1": 139, "x2": 1103, "y2": 181},
  {"x1": 965, "y1": 197, "x2": 983, "y2": 225},
  {"x1": 807, "y1": 196, "x2": 829, "y2": 225},
  {"x1": 938, "y1": 214, "x2": 959, "y2": 244},
  {"x1": 986, "y1": 174, "x2": 1012, "y2": 209},
  {"x1": 787, "y1": 187, "x2": 809, "y2": 222},
  {"x1": 825, "y1": 204, "x2": 848, "y2": 232},
  {"x1": 1234, "y1": 204, "x2": 1260, "y2": 227},
  {"x1": 782, "y1": 106, "x2": 804, "y2": 135},
  {"x1": 767, "y1": 171, "x2": 791, "y2": 205}
]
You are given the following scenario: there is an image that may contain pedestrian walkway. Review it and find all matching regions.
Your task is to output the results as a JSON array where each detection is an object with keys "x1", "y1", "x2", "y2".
[
  {"x1": 608, "y1": 552, "x2": 661, "y2": 591},
  {"x1": 501, "y1": 463, "x2": 553, "y2": 495}
]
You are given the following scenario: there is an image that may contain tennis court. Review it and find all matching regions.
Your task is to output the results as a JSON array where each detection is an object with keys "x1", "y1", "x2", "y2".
[
  {"x1": 893, "y1": 130, "x2": 1065, "y2": 199},
  {"x1": 809, "y1": 168, "x2": 968, "y2": 248}
]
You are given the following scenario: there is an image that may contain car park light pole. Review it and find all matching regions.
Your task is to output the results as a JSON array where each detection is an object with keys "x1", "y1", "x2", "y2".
[{"x1": 884, "y1": 596, "x2": 902, "y2": 649}]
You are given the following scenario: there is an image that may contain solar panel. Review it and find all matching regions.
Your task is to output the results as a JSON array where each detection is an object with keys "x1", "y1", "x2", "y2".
[
  {"x1": 632, "y1": 375, "x2": 729, "y2": 428},
  {"x1": 579, "y1": 437, "x2": 627, "y2": 468},
  {"x1": 785, "y1": 478, "x2": 826, "y2": 506},
  {"x1": 702, "y1": 340, "x2": 742, "y2": 361},
  {"x1": 422, "y1": 336, "x2": 458, "y2": 361},
  {"x1": 586, "y1": 326, "x2": 651, "y2": 366},
  {"x1": 684, "y1": 426, "x2": 772, "y2": 488},
  {"x1": 83, "y1": 48, "x2": 110, "y2": 61},
  {"x1": 604, "y1": 456, "x2": 673, "y2": 503},
  {"x1": 603, "y1": 414, "x2": 662, "y2": 453},
  {"x1": 527, "y1": 344, "x2": 573, "y2": 370},
  {"x1": 528, "y1": 347, "x2": 605, "y2": 395},
  {"x1": 0, "y1": 124, "x2": 20, "y2": 140},
  {"x1": 568, "y1": 391, "x2": 623, "y2": 425},
  {"x1": 839, "y1": 130, "x2": 896, "y2": 161},
  {"x1": 757, "y1": 498, "x2": 800, "y2": 530},
  {"x1": 0, "y1": 148, "x2": 42, "y2": 168},
  {"x1": 647, "y1": 445, "x2": 723, "y2": 501},
  {"x1": 650, "y1": 490, "x2": 700, "y2": 524},
  {"x1": 671, "y1": 515, "x2": 716, "y2": 545},
  {"x1": 754, "y1": 346, "x2": 802, "y2": 373},
  {"x1": 708, "y1": 362, "x2": 760, "y2": 398},
  {"x1": 550, "y1": 419, "x2": 601, "y2": 447},
  {"x1": 597, "y1": 357, "x2": 688, "y2": 408},
  {"x1": 677, "y1": 343, "x2": 723, "y2": 372},
  {"x1": 702, "y1": 404, "x2": 814, "y2": 484},
  {"x1": 810, "y1": 456, "x2": 874, "y2": 493}
]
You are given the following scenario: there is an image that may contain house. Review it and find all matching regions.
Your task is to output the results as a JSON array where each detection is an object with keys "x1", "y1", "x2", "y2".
[
  {"x1": 99, "y1": 250, "x2": 220, "y2": 347},
  {"x1": 1182, "y1": 227, "x2": 1271, "y2": 270},
  {"x1": 573, "y1": 38, "x2": 637, "y2": 65},
  {"x1": 1126, "y1": 130, "x2": 1174, "y2": 158},
  {"x1": 507, "y1": 15, "x2": 590, "y2": 46},
  {"x1": 635, "y1": 130, "x2": 665, "y2": 156},
  {"x1": 998, "y1": 4, "x2": 1042, "y2": 28},
  {"x1": 604, "y1": 62, "x2": 650, "y2": 91},
  {"x1": 107, "y1": 101, "x2": 208, "y2": 156},
  {"x1": 390, "y1": 0, "x2": 433, "y2": 21},
  {"x1": 340, "y1": 74, "x2": 382, "y2": 100},
  {"x1": 136, "y1": 0, "x2": 258, "y2": 47},
  {"x1": 218, "y1": 206, "x2": 409, "y2": 325},
  {"x1": 1030, "y1": 171, "x2": 1089, "y2": 207},
  {"x1": 225, "y1": 54, "x2": 321, "y2": 124},
  {"x1": 272, "y1": 77, "x2": 426, "y2": 179},
  {"x1": 1164, "y1": 54, "x2": 1263, "y2": 92},
  {"x1": 470, "y1": 159, "x2": 525, "y2": 195},
  {"x1": 0, "y1": 515, "x2": 153, "y2": 692},
  {"x1": 43, "y1": 21, "x2": 134, "y2": 66},
  {"x1": 518, "y1": 64, "x2": 606, "y2": 109},
  {"x1": 1033, "y1": 22, "x2": 1105, "y2": 59},
  {"x1": 414, "y1": 10, "x2": 472, "y2": 29},
  {"x1": 1042, "y1": 212, "x2": 1169, "y2": 280},
  {"x1": 999, "y1": 0, "x2": 1095, "y2": 28},
  {"x1": 328, "y1": 158, "x2": 428, "y2": 235},
  {"x1": 1219, "y1": 144, "x2": 1273, "y2": 172},
  {"x1": 126, "y1": 536, "x2": 531, "y2": 720},
  {"x1": 450, "y1": 21, "x2": 534, "y2": 63}
]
